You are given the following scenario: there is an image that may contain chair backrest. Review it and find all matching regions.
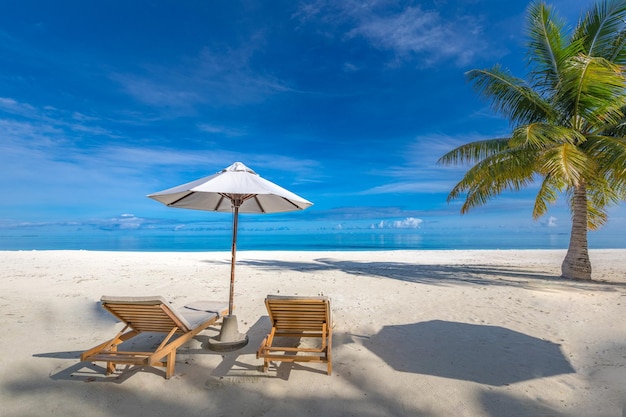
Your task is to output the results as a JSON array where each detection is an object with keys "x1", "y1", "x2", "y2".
[
  {"x1": 101, "y1": 296, "x2": 192, "y2": 333},
  {"x1": 265, "y1": 295, "x2": 330, "y2": 333}
]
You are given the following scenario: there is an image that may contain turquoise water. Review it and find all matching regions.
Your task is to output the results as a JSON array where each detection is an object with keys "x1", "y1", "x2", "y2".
[{"x1": 0, "y1": 227, "x2": 623, "y2": 251}]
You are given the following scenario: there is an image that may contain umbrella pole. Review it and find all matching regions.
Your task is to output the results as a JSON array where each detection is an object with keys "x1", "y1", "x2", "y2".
[
  {"x1": 207, "y1": 199, "x2": 248, "y2": 351},
  {"x1": 229, "y1": 204, "x2": 238, "y2": 316}
]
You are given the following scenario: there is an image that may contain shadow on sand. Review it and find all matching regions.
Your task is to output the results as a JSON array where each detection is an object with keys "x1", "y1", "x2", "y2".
[
  {"x1": 220, "y1": 257, "x2": 626, "y2": 291},
  {"x1": 365, "y1": 320, "x2": 575, "y2": 386},
  {"x1": 38, "y1": 315, "x2": 328, "y2": 383}
]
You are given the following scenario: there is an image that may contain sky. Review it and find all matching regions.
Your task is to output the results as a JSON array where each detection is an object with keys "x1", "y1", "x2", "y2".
[{"x1": 1, "y1": 0, "x2": 624, "y2": 243}]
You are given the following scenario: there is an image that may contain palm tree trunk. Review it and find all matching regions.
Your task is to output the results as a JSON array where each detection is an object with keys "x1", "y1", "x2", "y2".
[{"x1": 561, "y1": 184, "x2": 592, "y2": 280}]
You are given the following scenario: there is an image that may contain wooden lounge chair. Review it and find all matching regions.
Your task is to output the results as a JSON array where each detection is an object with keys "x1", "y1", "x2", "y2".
[
  {"x1": 257, "y1": 295, "x2": 332, "y2": 375},
  {"x1": 81, "y1": 296, "x2": 228, "y2": 379}
]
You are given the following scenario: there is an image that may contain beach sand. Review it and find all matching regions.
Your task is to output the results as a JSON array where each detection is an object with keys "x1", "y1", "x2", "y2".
[{"x1": 1, "y1": 249, "x2": 625, "y2": 417}]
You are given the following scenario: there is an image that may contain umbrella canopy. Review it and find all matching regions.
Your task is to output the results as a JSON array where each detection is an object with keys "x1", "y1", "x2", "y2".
[
  {"x1": 148, "y1": 162, "x2": 312, "y2": 214},
  {"x1": 148, "y1": 162, "x2": 313, "y2": 317}
]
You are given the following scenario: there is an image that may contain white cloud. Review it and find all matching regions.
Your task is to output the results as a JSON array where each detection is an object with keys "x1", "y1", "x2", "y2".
[
  {"x1": 112, "y1": 44, "x2": 293, "y2": 111},
  {"x1": 361, "y1": 180, "x2": 454, "y2": 194},
  {"x1": 0, "y1": 214, "x2": 149, "y2": 230},
  {"x1": 197, "y1": 123, "x2": 246, "y2": 137},
  {"x1": 358, "y1": 133, "x2": 488, "y2": 195},
  {"x1": 371, "y1": 217, "x2": 423, "y2": 229},
  {"x1": 295, "y1": 0, "x2": 492, "y2": 67},
  {"x1": 104, "y1": 214, "x2": 145, "y2": 229},
  {"x1": 0, "y1": 97, "x2": 37, "y2": 116},
  {"x1": 0, "y1": 97, "x2": 319, "y2": 174},
  {"x1": 0, "y1": 98, "x2": 321, "y2": 220},
  {"x1": 544, "y1": 216, "x2": 558, "y2": 227}
]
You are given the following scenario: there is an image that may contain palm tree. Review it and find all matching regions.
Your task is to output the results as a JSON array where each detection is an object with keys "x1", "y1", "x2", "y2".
[{"x1": 439, "y1": 0, "x2": 626, "y2": 280}]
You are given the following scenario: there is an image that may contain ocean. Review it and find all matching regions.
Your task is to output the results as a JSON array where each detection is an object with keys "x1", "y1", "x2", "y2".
[{"x1": 1, "y1": 227, "x2": 623, "y2": 251}]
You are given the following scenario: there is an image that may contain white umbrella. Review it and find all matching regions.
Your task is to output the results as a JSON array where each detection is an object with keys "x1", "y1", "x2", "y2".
[
  {"x1": 148, "y1": 162, "x2": 313, "y2": 349},
  {"x1": 148, "y1": 162, "x2": 312, "y2": 215}
]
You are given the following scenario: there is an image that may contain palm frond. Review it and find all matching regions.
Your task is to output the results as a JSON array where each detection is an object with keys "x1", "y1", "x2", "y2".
[
  {"x1": 586, "y1": 184, "x2": 613, "y2": 228},
  {"x1": 438, "y1": 138, "x2": 509, "y2": 166},
  {"x1": 588, "y1": 176, "x2": 622, "y2": 205},
  {"x1": 555, "y1": 55, "x2": 626, "y2": 128},
  {"x1": 533, "y1": 175, "x2": 564, "y2": 218},
  {"x1": 597, "y1": 109, "x2": 626, "y2": 135},
  {"x1": 540, "y1": 143, "x2": 596, "y2": 186},
  {"x1": 466, "y1": 66, "x2": 554, "y2": 125},
  {"x1": 586, "y1": 204, "x2": 609, "y2": 229},
  {"x1": 583, "y1": 135, "x2": 626, "y2": 194},
  {"x1": 526, "y1": 1, "x2": 571, "y2": 91},
  {"x1": 606, "y1": 29, "x2": 626, "y2": 65},
  {"x1": 447, "y1": 148, "x2": 538, "y2": 211},
  {"x1": 564, "y1": 180, "x2": 615, "y2": 229},
  {"x1": 572, "y1": 0, "x2": 626, "y2": 60},
  {"x1": 509, "y1": 123, "x2": 586, "y2": 148},
  {"x1": 584, "y1": 134, "x2": 626, "y2": 165}
]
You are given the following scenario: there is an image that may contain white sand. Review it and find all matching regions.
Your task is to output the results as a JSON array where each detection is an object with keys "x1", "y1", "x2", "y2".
[{"x1": 1, "y1": 249, "x2": 625, "y2": 417}]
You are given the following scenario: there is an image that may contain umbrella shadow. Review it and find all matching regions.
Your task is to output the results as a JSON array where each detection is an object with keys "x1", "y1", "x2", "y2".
[
  {"x1": 365, "y1": 320, "x2": 575, "y2": 386},
  {"x1": 189, "y1": 316, "x2": 269, "y2": 378}
]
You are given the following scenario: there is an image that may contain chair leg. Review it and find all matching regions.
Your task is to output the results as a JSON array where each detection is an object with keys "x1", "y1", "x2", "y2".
[
  {"x1": 327, "y1": 348, "x2": 332, "y2": 375},
  {"x1": 105, "y1": 344, "x2": 118, "y2": 375},
  {"x1": 105, "y1": 362, "x2": 116, "y2": 375},
  {"x1": 165, "y1": 351, "x2": 176, "y2": 379}
]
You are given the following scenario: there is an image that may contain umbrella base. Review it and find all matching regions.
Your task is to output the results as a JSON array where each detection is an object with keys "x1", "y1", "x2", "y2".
[{"x1": 206, "y1": 315, "x2": 249, "y2": 352}]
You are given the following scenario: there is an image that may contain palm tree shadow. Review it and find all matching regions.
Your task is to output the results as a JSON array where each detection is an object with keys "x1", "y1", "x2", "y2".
[
  {"x1": 232, "y1": 258, "x2": 625, "y2": 290},
  {"x1": 479, "y1": 390, "x2": 569, "y2": 416}
]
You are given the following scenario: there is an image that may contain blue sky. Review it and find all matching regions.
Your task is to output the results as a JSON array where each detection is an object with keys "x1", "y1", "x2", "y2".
[{"x1": 1, "y1": 0, "x2": 624, "y2": 242}]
